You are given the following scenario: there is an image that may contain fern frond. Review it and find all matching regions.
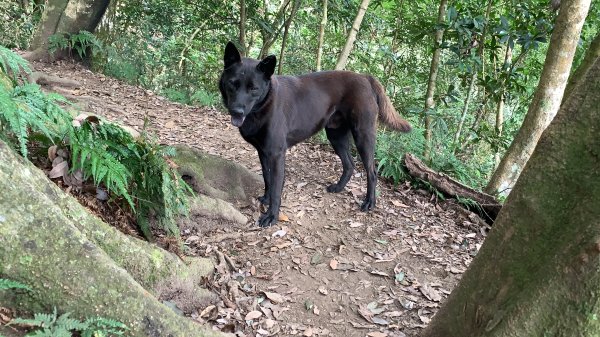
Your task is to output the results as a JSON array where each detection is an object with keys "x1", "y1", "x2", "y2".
[
  {"x1": 0, "y1": 45, "x2": 31, "y2": 79},
  {"x1": 0, "y1": 278, "x2": 31, "y2": 291}
]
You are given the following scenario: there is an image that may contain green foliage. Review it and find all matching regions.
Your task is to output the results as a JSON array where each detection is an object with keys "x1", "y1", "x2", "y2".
[
  {"x1": 69, "y1": 120, "x2": 136, "y2": 209},
  {"x1": 9, "y1": 308, "x2": 128, "y2": 337},
  {"x1": 376, "y1": 126, "x2": 426, "y2": 183},
  {"x1": 0, "y1": 55, "x2": 70, "y2": 156},
  {"x1": 375, "y1": 122, "x2": 491, "y2": 190},
  {"x1": 6, "y1": 0, "x2": 599, "y2": 193},
  {"x1": 0, "y1": 1, "x2": 41, "y2": 49},
  {"x1": 0, "y1": 45, "x2": 31, "y2": 80},
  {"x1": 0, "y1": 278, "x2": 32, "y2": 291},
  {"x1": 190, "y1": 89, "x2": 220, "y2": 107},
  {"x1": 0, "y1": 48, "x2": 189, "y2": 238},
  {"x1": 48, "y1": 31, "x2": 103, "y2": 59}
]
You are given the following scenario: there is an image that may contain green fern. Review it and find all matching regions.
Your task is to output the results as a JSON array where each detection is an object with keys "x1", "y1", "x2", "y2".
[
  {"x1": 48, "y1": 31, "x2": 104, "y2": 59},
  {"x1": 0, "y1": 278, "x2": 31, "y2": 291},
  {"x1": 0, "y1": 81, "x2": 71, "y2": 156},
  {"x1": 0, "y1": 45, "x2": 31, "y2": 81},
  {"x1": 69, "y1": 121, "x2": 135, "y2": 208},
  {"x1": 82, "y1": 317, "x2": 128, "y2": 337},
  {"x1": 47, "y1": 34, "x2": 69, "y2": 56},
  {"x1": 9, "y1": 308, "x2": 128, "y2": 337}
]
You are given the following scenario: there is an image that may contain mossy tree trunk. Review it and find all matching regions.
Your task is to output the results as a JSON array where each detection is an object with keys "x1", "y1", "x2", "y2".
[
  {"x1": 27, "y1": 0, "x2": 110, "y2": 61},
  {"x1": 0, "y1": 141, "x2": 222, "y2": 337},
  {"x1": 562, "y1": 30, "x2": 600, "y2": 105},
  {"x1": 421, "y1": 58, "x2": 600, "y2": 337},
  {"x1": 485, "y1": 0, "x2": 591, "y2": 197}
]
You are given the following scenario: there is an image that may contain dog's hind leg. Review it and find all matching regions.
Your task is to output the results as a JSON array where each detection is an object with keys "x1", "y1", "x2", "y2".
[
  {"x1": 325, "y1": 126, "x2": 354, "y2": 193},
  {"x1": 351, "y1": 125, "x2": 377, "y2": 211}
]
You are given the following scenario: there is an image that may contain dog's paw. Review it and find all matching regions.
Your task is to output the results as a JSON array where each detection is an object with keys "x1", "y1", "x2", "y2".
[
  {"x1": 257, "y1": 213, "x2": 276, "y2": 227},
  {"x1": 360, "y1": 198, "x2": 375, "y2": 212},
  {"x1": 258, "y1": 195, "x2": 270, "y2": 205},
  {"x1": 326, "y1": 184, "x2": 344, "y2": 193}
]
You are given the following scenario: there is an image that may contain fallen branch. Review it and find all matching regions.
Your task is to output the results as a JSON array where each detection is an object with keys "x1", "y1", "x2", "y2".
[{"x1": 404, "y1": 153, "x2": 502, "y2": 223}]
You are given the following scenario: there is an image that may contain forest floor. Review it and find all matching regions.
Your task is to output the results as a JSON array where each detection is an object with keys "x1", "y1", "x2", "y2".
[{"x1": 30, "y1": 61, "x2": 489, "y2": 337}]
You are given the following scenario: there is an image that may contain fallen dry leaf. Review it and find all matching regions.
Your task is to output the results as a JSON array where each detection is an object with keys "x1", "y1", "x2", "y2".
[
  {"x1": 329, "y1": 259, "x2": 338, "y2": 270},
  {"x1": 358, "y1": 304, "x2": 374, "y2": 323},
  {"x1": 391, "y1": 200, "x2": 410, "y2": 208},
  {"x1": 420, "y1": 283, "x2": 442, "y2": 302},
  {"x1": 278, "y1": 213, "x2": 290, "y2": 222},
  {"x1": 48, "y1": 160, "x2": 68, "y2": 179},
  {"x1": 349, "y1": 221, "x2": 364, "y2": 228},
  {"x1": 263, "y1": 291, "x2": 284, "y2": 304},
  {"x1": 264, "y1": 318, "x2": 275, "y2": 329},
  {"x1": 367, "y1": 332, "x2": 388, "y2": 337},
  {"x1": 199, "y1": 305, "x2": 216, "y2": 318},
  {"x1": 48, "y1": 145, "x2": 58, "y2": 161},
  {"x1": 245, "y1": 310, "x2": 263, "y2": 320}
]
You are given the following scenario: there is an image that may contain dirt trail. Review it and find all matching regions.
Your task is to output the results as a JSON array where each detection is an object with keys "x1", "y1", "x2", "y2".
[{"x1": 33, "y1": 61, "x2": 487, "y2": 337}]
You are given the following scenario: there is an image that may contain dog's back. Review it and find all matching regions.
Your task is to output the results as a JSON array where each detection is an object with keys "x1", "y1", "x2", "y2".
[{"x1": 270, "y1": 71, "x2": 411, "y2": 140}]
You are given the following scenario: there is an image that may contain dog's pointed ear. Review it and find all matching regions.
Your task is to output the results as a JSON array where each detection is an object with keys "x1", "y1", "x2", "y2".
[
  {"x1": 257, "y1": 55, "x2": 276, "y2": 79},
  {"x1": 224, "y1": 42, "x2": 241, "y2": 69}
]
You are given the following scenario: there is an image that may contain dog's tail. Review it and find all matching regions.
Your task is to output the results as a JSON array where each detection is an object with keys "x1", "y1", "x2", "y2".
[{"x1": 368, "y1": 76, "x2": 411, "y2": 132}]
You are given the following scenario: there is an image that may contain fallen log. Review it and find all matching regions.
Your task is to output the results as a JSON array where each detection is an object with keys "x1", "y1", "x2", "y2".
[{"x1": 404, "y1": 153, "x2": 502, "y2": 222}]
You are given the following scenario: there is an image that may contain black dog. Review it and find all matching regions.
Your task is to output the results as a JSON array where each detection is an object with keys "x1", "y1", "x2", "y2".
[{"x1": 219, "y1": 42, "x2": 411, "y2": 227}]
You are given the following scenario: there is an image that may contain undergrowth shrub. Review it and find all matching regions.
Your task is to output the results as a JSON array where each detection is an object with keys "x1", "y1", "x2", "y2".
[
  {"x1": 375, "y1": 123, "x2": 489, "y2": 190},
  {"x1": 48, "y1": 30, "x2": 104, "y2": 59},
  {"x1": 92, "y1": 31, "x2": 222, "y2": 107},
  {"x1": 0, "y1": 47, "x2": 189, "y2": 238}
]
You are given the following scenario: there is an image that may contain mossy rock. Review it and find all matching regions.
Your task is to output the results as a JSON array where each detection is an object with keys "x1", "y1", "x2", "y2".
[{"x1": 173, "y1": 145, "x2": 262, "y2": 207}]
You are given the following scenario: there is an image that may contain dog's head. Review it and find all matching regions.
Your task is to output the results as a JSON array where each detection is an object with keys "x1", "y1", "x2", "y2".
[{"x1": 219, "y1": 42, "x2": 276, "y2": 127}]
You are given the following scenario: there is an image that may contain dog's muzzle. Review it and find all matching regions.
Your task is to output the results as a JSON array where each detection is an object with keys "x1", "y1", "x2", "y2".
[{"x1": 230, "y1": 108, "x2": 246, "y2": 127}]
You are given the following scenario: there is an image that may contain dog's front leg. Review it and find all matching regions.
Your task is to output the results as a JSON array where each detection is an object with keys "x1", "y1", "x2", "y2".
[
  {"x1": 257, "y1": 151, "x2": 285, "y2": 227},
  {"x1": 257, "y1": 149, "x2": 271, "y2": 205}
]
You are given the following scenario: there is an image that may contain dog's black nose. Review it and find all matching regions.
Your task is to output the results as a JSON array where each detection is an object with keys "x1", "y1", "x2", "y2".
[{"x1": 230, "y1": 107, "x2": 244, "y2": 116}]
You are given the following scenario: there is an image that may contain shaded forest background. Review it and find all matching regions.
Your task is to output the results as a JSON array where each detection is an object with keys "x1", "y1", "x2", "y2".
[{"x1": 1, "y1": 0, "x2": 598, "y2": 191}]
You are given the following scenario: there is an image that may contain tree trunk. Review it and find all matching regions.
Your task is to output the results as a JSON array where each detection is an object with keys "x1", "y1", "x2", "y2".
[
  {"x1": 27, "y1": 0, "x2": 110, "y2": 61},
  {"x1": 562, "y1": 30, "x2": 600, "y2": 105},
  {"x1": 493, "y1": 45, "x2": 513, "y2": 165},
  {"x1": 485, "y1": 0, "x2": 591, "y2": 197},
  {"x1": 421, "y1": 56, "x2": 600, "y2": 337},
  {"x1": 315, "y1": 0, "x2": 328, "y2": 71},
  {"x1": 334, "y1": 0, "x2": 371, "y2": 70},
  {"x1": 277, "y1": 0, "x2": 301, "y2": 75},
  {"x1": 239, "y1": 0, "x2": 247, "y2": 57},
  {"x1": 422, "y1": 0, "x2": 447, "y2": 160},
  {"x1": 0, "y1": 141, "x2": 222, "y2": 337},
  {"x1": 453, "y1": 72, "x2": 477, "y2": 147}
]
